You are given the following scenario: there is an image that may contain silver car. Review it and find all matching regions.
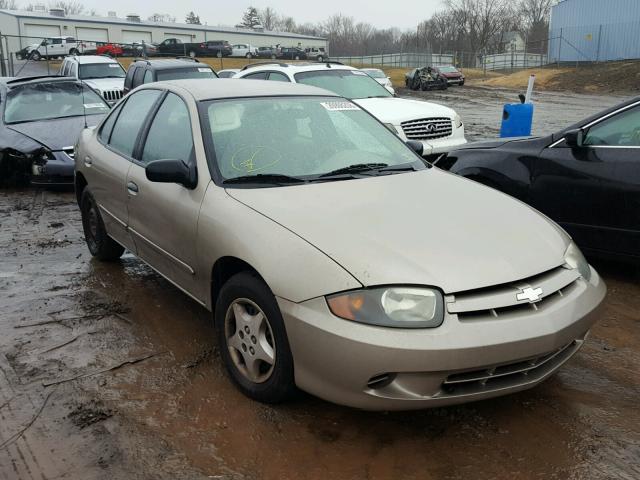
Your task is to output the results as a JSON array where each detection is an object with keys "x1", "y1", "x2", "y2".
[{"x1": 74, "y1": 79, "x2": 606, "y2": 410}]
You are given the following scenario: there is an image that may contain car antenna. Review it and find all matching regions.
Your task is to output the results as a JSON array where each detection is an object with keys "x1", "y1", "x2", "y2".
[{"x1": 80, "y1": 81, "x2": 88, "y2": 129}]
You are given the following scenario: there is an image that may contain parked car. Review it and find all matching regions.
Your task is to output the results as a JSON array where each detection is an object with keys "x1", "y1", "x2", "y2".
[
  {"x1": 231, "y1": 44, "x2": 258, "y2": 58},
  {"x1": 360, "y1": 68, "x2": 395, "y2": 94},
  {"x1": 97, "y1": 42, "x2": 158, "y2": 57},
  {"x1": 0, "y1": 76, "x2": 109, "y2": 186},
  {"x1": 304, "y1": 46, "x2": 328, "y2": 61},
  {"x1": 278, "y1": 47, "x2": 307, "y2": 60},
  {"x1": 124, "y1": 58, "x2": 217, "y2": 94},
  {"x1": 405, "y1": 67, "x2": 448, "y2": 91},
  {"x1": 436, "y1": 96, "x2": 640, "y2": 261},
  {"x1": 96, "y1": 43, "x2": 124, "y2": 57},
  {"x1": 256, "y1": 47, "x2": 278, "y2": 59},
  {"x1": 157, "y1": 38, "x2": 232, "y2": 58},
  {"x1": 60, "y1": 55, "x2": 126, "y2": 105},
  {"x1": 217, "y1": 69, "x2": 240, "y2": 78},
  {"x1": 235, "y1": 62, "x2": 466, "y2": 155},
  {"x1": 15, "y1": 36, "x2": 94, "y2": 61},
  {"x1": 433, "y1": 65, "x2": 465, "y2": 86},
  {"x1": 74, "y1": 79, "x2": 605, "y2": 410}
]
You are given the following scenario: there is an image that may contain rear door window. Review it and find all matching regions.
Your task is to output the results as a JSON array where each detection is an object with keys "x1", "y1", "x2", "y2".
[{"x1": 109, "y1": 89, "x2": 162, "y2": 157}]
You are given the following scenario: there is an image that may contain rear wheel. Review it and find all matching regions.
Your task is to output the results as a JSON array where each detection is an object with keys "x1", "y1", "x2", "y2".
[
  {"x1": 69, "y1": 48, "x2": 79, "y2": 55},
  {"x1": 188, "y1": 50, "x2": 196, "y2": 58},
  {"x1": 270, "y1": 54, "x2": 277, "y2": 59},
  {"x1": 215, "y1": 272, "x2": 296, "y2": 403},
  {"x1": 80, "y1": 189, "x2": 124, "y2": 261},
  {"x1": 30, "y1": 51, "x2": 41, "y2": 61},
  {"x1": 245, "y1": 52, "x2": 252, "y2": 59},
  {"x1": 294, "y1": 55, "x2": 300, "y2": 60},
  {"x1": 317, "y1": 55, "x2": 324, "y2": 62}
]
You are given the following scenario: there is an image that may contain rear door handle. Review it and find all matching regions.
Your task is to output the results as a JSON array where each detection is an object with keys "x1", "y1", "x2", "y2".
[
  {"x1": 127, "y1": 181, "x2": 139, "y2": 195},
  {"x1": 84, "y1": 156, "x2": 93, "y2": 166}
]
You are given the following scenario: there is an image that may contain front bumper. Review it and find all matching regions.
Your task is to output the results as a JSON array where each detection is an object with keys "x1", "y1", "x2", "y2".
[
  {"x1": 31, "y1": 151, "x2": 74, "y2": 186},
  {"x1": 278, "y1": 268, "x2": 606, "y2": 410}
]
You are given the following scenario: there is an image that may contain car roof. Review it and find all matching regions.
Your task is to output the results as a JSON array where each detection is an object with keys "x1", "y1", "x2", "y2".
[
  {"x1": 239, "y1": 62, "x2": 354, "y2": 74},
  {"x1": 67, "y1": 55, "x2": 118, "y2": 64},
  {"x1": 0, "y1": 75, "x2": 82, "y2": 89},
  {"x1": 148, "y1": 78, "x2": 339, "y2": 100},
  {"x1": 133, "y1": 58, "x2": 211, "y2": 70}
]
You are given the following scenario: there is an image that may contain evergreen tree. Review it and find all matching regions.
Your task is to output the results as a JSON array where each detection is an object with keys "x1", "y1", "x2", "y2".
[{"x1": 185, "y1": 11, "x2": 201, "y2": 25}]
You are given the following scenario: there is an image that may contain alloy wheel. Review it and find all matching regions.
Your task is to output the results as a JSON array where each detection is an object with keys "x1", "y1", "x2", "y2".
[{"x1": 224, "y1": 298, "x2": 276, "y2": 384}]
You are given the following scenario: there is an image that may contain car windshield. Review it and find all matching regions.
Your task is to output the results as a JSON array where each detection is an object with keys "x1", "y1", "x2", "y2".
[
  {"x1": 294, "y1": 70, "x2": 392, "y2": 99},
  {"x1": 79, "y1": 62, "x2": 126, "y2": 79},
  {"x1": 363, "y1": 69, "x2": 386, "y2": 79},
  {"x1": 437, "y1": 66, "x2": 458, "y2": 73},
  {"x1": 203, "y1": 96, "x2": 424, "y2": 185},
  {"x1": 4, "y1": 82, "x2": 110, "y2": 124},
  {"x1": 157, "y1": 67, "x2": 217, "y2": 81}
]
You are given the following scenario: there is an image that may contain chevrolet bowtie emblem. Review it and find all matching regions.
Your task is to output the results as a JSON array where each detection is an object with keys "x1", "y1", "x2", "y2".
[{"x1": 516, "y1": 287, "x2": 543, "y2": 303}]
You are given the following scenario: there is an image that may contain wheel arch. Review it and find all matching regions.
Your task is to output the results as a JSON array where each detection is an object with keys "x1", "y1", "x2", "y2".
[{"x1": 211, "y1": 256, "x2": 268, "y2": 318}]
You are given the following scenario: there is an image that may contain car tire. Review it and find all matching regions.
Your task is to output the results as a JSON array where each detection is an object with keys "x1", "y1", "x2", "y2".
[
  {"x1": 189, "y1": 50, "x2": 196, "y2": 58},
  {"x1": 245, "y1": 53, "x2": 252, "y2": 58},
  {"x1": 80, "y1": 188, "x2": 124, "y2": 262},
  {"x1": 30, "y1": 51, "x2": 41, "y2": 61},
  {"x1": 69, "y1": 48, "x2": 79, "y2": 55},
  {"x1": 215, "y1": 272, "x2": 296, "y2": 404},
  {"x1": 317, "y1": 55, "x2": 324, "y2": 62},
  {"x1": 294, "y1": 55, "x2": 300, "y2": 60},
  {"x1": 16, "y1": 53, "x2": 22, "y2": 60},
  {"x1": 270, "y1": 54, "x2": 277, "y2": 59}
]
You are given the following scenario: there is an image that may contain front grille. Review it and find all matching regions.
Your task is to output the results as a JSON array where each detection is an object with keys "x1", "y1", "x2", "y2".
[
  {"x1": 441, "y1": 341, "x2": 579, "y2": 396},
  {"x1": 401, "y1": 117, "x2": 453, "y2": 140},
  {"x1": 447, "y1": 265, "x2": 581, "y2": 322},
  {"x1": 102, "y1": 89, "x2": 123, "y2": 102}
]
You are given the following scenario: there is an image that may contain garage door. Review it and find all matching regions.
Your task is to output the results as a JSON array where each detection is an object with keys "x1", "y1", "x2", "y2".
[
  {"x1": 121, "y1": 30, "x2": 152, "y2": 44},
  {"x1": 76, "y1": 27, "x2": 108, "y2": 42},
  {"x1": 165, "y1": 33, "x2": 193, "y2": 43},
  {"x1": 24, "y1": 23, "x2": 60, "y2": 43}
]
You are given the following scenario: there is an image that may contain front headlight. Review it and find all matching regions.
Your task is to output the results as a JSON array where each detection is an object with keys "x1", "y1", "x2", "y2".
[
  {"x1": 327, "y1": 287, "x2": 444, "y2": 328},
  {"x1": 564, "y1": 241, "x2": 591, "y2": 281},
  {"x1": 453, "y1": 113, "x2": 463, "y2": 128}
]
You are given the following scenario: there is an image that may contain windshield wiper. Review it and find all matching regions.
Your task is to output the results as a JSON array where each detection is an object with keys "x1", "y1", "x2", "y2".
[
  {"x1": 223, "y1": 174, "x2": 306, "y2": 185},
  {"x1": 318, "y1": 163, "x2": 388, "y2": 178}
]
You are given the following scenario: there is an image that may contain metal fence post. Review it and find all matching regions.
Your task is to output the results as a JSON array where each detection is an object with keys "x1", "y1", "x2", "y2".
[
  {"x1": 45, "y1": 42, "x2": 50, "y2": 75},
  {"x1": 595, "y1": 24, "x2": 602, "y2": 62},
  {"x1": 557, "y1": 28, "x2": 562, "y2": 67},
  {"x1": 0, "y1": 33, "x2": 5, "y2": 77}
]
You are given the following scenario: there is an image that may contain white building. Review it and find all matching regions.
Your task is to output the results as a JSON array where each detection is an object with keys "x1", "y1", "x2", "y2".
[{"x1": 0, "y1": 8, "x2": 328, "y2": 55}]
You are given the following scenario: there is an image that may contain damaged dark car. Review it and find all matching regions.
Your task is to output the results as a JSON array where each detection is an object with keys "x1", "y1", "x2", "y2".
[{"x1": 0, "y1": 76, "x2": 110, "y2": 186}]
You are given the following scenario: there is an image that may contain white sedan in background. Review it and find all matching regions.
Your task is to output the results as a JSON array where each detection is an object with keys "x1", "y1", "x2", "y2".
[
  {"x1": 217, "y1": 69, "x2": 240, "y2": 78},
  {"x1": 361, "y1": 68, "x2": 395, "y2": 94},
  {"x1": 231, "y1": 44, "x2": 258, "y2": 58}
]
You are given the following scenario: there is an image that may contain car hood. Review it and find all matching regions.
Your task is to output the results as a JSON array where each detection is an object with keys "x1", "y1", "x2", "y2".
[
  {"x1": 82, "y1": 78, "x2": 125, "y2": 91},
  {"x1": 7, "y1": 115, "x2": 103, "y2": 151},
  {"x1": 226, "y1": 169, "x2": 570, "y2": 294},
  {"x1": 354, "y1": 97, "x2": 455, "y2": 124}
]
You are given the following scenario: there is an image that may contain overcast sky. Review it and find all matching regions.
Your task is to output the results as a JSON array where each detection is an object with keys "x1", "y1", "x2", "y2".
[{"x1": 77, "y1": 0, "x2": 445, "y2": 30}]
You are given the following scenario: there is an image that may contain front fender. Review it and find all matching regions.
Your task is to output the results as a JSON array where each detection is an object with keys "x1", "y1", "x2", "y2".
[{"x1": 196, "y1": 184, "x2": 362, "y2": 308}]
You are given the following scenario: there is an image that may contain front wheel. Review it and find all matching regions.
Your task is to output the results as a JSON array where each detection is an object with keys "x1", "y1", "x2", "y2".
[
  {"x1": 215, "y1": 272, "x2": 296, "y2": 404},
  {"x1": 270, "y1": 54, "x2": 277, "y2": 59},
  {"x1": 69, "y1": 48, "x2": 79, "y2": 55},
  {"x1": 80, "y1": 189, "x2": 124, "y2": 261},
  {"x1": 245, "y1": 52, "x2": 252, "y2": 58},
  {"x1": 294, "y1": 55, "x2": 300, "y2": 60},
  {"x1": 317, "y1": 55, "x2": 324, "y2": 62},
  {"x1": 30, "y1": 51, "x2": 41, "y2": 61},
  {"x1": 188, "y1": 50, "x2": 196, "y2": 58}
]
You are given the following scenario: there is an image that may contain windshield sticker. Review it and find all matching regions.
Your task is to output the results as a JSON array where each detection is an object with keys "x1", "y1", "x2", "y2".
[
  {"x1": 198, "y1": 68, "x2": 211, "y2": 73},
  {"x1": 84, "y1": 103, "x2": 107, "y2": 109},
  {"x1": 320, "y1": 101, "x2": 361, "y2": 111},
  {"x1": 351, "y1": 71, "x2": 367, "y2": 75},
  {"x1": 108, "y1": 64, "x2": 120, "y2": 68}
]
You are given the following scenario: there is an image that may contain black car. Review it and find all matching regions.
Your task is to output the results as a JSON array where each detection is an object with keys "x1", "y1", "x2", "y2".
[
  {"x1": 124, "y1": 58, "x2": 218, "y2": 94},
  {"x1": 0, "y1": 76, "x2": 110, "y2": 186},
  {"x1": 436, "y1": 96, "x2": 640, "y2": 261},
  {"x1": 278, "y1": 47, "x2": 307, "y2": 60},
  {"x1": 157, "y1": 38, "x2": 232, "y2": 58}
]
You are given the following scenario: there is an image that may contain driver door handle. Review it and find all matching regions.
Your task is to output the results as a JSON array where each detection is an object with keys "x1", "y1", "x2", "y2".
[{"x1": 127, "y1": 181, "x2": 139, "y2": 195}]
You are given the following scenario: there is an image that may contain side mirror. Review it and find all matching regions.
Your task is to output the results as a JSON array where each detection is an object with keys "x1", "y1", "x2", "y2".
[
  {"x1": 406, "y1": 140, "x2": 424, "y2": 156},
  {"x1": 564, "y1": 129, "x2": 584, "y2": 148},
  {"x1": 145, "y1": 159, "x2": 197, "y2": 189}
]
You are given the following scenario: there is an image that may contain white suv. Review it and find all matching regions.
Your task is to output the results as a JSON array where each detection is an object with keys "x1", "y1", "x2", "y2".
[
  {"x1": 234, "y1": 62, "x2": 466, "y2": 155},
  {"x1": 60, "y1": 55, "x2": 126, "y2": 105}
]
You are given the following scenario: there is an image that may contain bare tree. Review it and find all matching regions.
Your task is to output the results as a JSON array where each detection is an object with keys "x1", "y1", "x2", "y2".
[
  {"x1": 259, "y1": 7, "x2": 279, "y2": 31},
  {"x1": 0, "y1": 0, "x2": 18, "y2": 9},
  {"x1": 148, "y1": 13, "x2": 176, "y2": 23}
]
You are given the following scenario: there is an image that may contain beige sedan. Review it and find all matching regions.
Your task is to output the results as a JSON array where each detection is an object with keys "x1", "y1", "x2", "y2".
[{"x1": 74, "y1": 79, "x2": 605, "y2": 410}]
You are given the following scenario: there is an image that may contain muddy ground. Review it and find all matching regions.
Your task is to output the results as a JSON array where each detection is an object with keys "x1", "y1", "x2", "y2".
[{"x1": 1, "y1": 87, "x2": 640, "y2": 480}]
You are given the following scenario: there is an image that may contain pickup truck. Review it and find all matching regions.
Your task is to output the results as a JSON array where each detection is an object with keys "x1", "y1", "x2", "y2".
[
  {"x1": 15, "y1": 37, "x2": 95, "y2": 60},
  {"x1": 157, "y1": 38, "x2": 232, "y2": 58}
]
